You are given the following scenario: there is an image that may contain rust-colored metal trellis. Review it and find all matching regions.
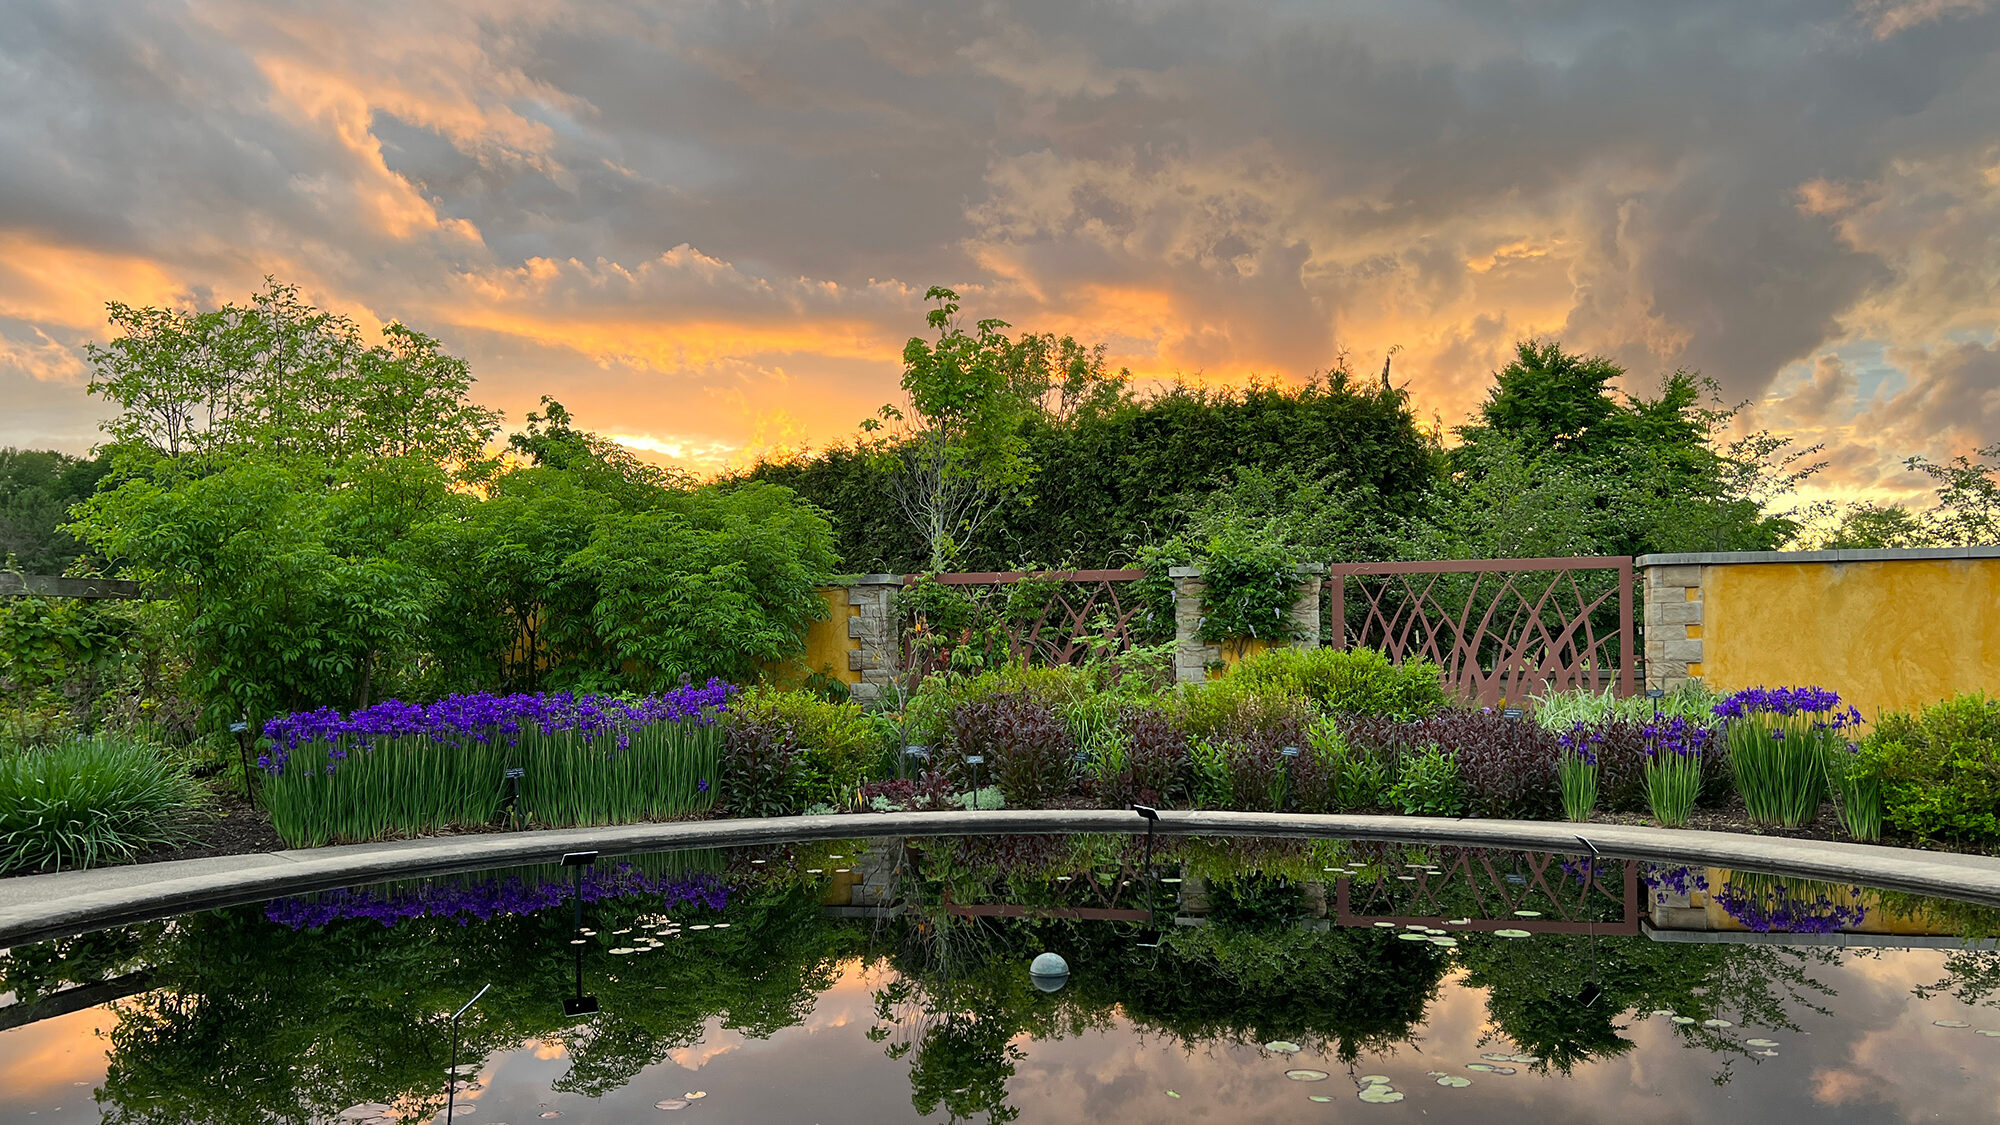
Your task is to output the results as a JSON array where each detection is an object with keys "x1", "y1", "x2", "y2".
[
  {"x1": 902, "y1": 569, "x2": 1150, "y2": 675},
  {"x1": 1327, "y1": 556, "x2": 1636, "y2": 708}
]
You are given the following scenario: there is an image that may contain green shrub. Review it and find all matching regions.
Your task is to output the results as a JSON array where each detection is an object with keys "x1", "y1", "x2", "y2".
[
  {"x1": 1296, "y1": 720, "x2": 1391, "y2": 812},
  {"x1": 1859, "y1": 694, "x2": 2000, "y2": 842},
  {"x1": 1223, "y1": 646, "x2": 1450, "y2": 719},
  {"x1": 1387, "y1": 744, "x2": 1466, "y2": 817},
  {"x1": 729, "y1": 686, "x2": 878, "y2": 801},
  {"x1": 0, "y1": 735, "x2": 206, "y2": 872},
  {"x1": 1195, "y1": 536, "x2": 1304, "y2": 644},
  {"x1": 1167, "y1": 677, "x2": 1318, "y2": 741}
]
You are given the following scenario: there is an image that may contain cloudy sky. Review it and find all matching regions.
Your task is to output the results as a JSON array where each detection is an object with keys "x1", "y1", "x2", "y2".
[{"x1": 2, "y1": 0, "x2": 1997, "y2": 500}]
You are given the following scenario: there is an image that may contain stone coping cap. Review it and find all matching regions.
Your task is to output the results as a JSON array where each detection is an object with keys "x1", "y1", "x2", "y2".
[
  {"x1": 1638, "y1": 546, "x2": 2000, "y2": 567},
  {"x1": 6, "y1": 810, "x2": 2000, "y2": 948}
]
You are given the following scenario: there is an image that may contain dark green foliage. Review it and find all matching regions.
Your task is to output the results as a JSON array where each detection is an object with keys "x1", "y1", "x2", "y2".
[
  {"x1": 1194, "y1": 536, "x2": 1302, "y2": 643},
  {"x1": 0, "y1": 447, "x2": 111, "y2": 572},
  {"x1": 0, "y1": 734, "x2": 206, "y2": 872},
  {"x1": 1386, "y1": 744, "x2": 1466, "y2": 816},
  {"x1": 729, "y1": 686, "x2": 880, "y2": 800},
  {"x1": 1343, "y1": 711, "x2": 1558, "y2": 819},
  {"x1": 745, "y1": 375, "x2": 1433, "y2": 573},
  {"x1": 1861, "y1": 694, "x2": 2000, "y2": 842}
]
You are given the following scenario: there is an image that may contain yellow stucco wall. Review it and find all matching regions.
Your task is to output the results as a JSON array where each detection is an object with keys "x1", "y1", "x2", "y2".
[
  {"x1": 764, "y1": 586, "x2": 862, "y2": 688},
  {"x1": 1698, "y1": 868, "x2": 1961, "y2": 936},
  {"x1": 1701, "y1": 558, "x2": 2000, "y2": 719}
]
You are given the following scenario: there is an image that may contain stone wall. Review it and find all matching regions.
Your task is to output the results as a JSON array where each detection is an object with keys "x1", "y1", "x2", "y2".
[
  {"x1": 1168, "y1": 565, "x2": 1324, "y2": 684},
  {"x1": 1638, "y1": 547, "x2": 2000, "y2": 716}
]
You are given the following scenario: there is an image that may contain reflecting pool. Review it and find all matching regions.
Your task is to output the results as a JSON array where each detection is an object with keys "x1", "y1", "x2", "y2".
[{"x1": 4, "y1": 834, "x2": 1999, "y2": 1123}]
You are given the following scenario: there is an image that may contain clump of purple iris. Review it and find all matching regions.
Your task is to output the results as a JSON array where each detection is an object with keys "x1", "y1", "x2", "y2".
[
  {"x1": 264, "y1": 864, "x2": 732, "y2": 930},
  {"x1": 1712, "y1": 685, "x2": 1860, "y2": 726},
  {"x1": 1712, "y1": 878, "x2": 1867, "y2": 934},
  {"x1": 258, "y1": 680, "x2": 736, "y2": 777}
]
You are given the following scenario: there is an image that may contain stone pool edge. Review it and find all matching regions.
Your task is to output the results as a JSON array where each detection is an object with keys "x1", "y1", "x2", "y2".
[{"x1": 4, "y1": 810, "x2": 1999, "y2": 947}]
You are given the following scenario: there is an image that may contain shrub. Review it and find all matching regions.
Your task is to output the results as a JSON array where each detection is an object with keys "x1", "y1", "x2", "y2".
[
  {"x1": 1169, "y1": 677, "x2": 1318, "y2": 742},
  {"x1": 721, "y1": 719, "x2": 805, "y2": 819},
  {"x1": 1342, "y1": 712, "x2": 1557, "y2": 819},
  {"x1": 1295, "y1": 719, "x2": 1391, "y2": 812},
  {"x1": 1104, "y1": 705, "x2": 1189, "y2": 806},
  {"x1": 860, "y1": 771, "x2": 958, "y2": 812},
  {"x1": 1224, "y1": 646, "x2": 1450, "y2": 719},
  {"x1": 1195, "y1": 536, "x2": 1303, "y2": 645},
  {"x1": 942, "y1": 690, "x2": 1076, "y2": 807},
  {"x1": 0, "y1": 735, "x2": 206, "y2": 873},
  {"x1": 729, "y1": 686, "x2": 878, "y2": 801},
  {"x1": 1387, "y1": 745, "x2": 1465, "y2": 816},
  {"x1": 1859, "y1": 693, "x2": 2000, "y2": 842}
]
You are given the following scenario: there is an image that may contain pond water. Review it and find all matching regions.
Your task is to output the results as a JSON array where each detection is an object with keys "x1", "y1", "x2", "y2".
[{"x1": 4, "y1": 833, "x2": 2000, "y2": 1124}]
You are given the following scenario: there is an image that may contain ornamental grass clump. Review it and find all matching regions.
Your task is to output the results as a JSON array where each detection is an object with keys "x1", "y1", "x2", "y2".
[
  {"x1": 1640, "y1": 715, "x2": 1710, "y2": 828},
  {"x1": 0, "y1": 735, "x2": 207, "y2": 873},
  {"x1": 1555, "y1": 724, "x2": 1599, "y2": 822},
  {"x1": 1713, "y1": 686, "x2": 1860, "y2": 827},
  {"x1": 1822, "y1": 738, "x2": 1884, "y2": 842},
  {"x1": 260, "y1": 681, "x2": 732, "y2": 847}
]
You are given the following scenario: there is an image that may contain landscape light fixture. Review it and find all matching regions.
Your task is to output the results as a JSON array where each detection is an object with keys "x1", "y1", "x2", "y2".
[
  {"x1": 445, "y1": 983, "x2": 491, "y2": 1123},
  {"x1": 229, "y1": 720, "x2": 255, "y2": 797},
  {"x1": 965, "y1": 755, "x2": 985, "y2": 808},
  {"x1": 560, "y1": 851, "x2": 601, "y2": 1017},
  {"x1": 504, "y1": 766, "x2": 525, "y2": 830}
]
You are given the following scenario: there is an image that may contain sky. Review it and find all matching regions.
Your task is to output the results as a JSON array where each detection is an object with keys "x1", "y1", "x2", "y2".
[{"x1": 2, "y1": 0, "x2": 1997, "y2": 504}]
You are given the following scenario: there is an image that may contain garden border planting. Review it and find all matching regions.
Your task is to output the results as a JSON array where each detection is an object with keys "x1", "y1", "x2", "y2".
[{"x1": 5, "y1": 810, "x2": 2000, "y2": 948}]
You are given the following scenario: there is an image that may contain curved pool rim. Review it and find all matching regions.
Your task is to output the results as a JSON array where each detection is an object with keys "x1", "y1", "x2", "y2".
[{"x1": 4, "y1": 810, "x2": 1998, "y2": 947}]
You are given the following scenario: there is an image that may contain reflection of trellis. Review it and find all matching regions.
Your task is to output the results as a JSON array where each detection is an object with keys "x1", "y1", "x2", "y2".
[
  {"x1": 1327, "y1": 557, "x2": 1636, "y2": 708},
  {"x1": 904, "y1": 569, "x2": 1149, "y2": 677},
  {"x1": 1335, "y1": 850, "x2": 1642, "y2": 936}
]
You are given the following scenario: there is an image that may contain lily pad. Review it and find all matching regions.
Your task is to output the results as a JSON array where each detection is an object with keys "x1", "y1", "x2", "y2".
[
  {"x1": 1164, "y1": 1090, "x2": 1181, "y2": 1099},
  {"x1": 1358, "y1": 1075, "x2": 1390, "y2": 1085},
  {"x1": 1373, "y1": 921, "x2": 1398, "y2": 928},
  {"x1": 655, "y1": 1100, "x2": 689, "y2": 1110},
  {"x1": 1308, "y1": 1094, "x2": 1333, "y2": 1102},
  {"x1": 610, "y1": 947, "x2": 637, "y2": 955},
  {"x1": 1514, "y1": 910, "x2": 1542, "y2": 918},
  {"x1": 1755, "y1": 1049, "x2": 1779, "y2": 1057},
  {"x1": 1396, "y1": 875, "x2": 1417, "y2": 882},
  {"x1": 1447, "y1": 917, "x2": 1471, "y2": 925},
  {"x1": 1397, "y1": 932, "x2": 1431, "y2": 941},
  {"x1": 1975, "y1": 1029, "x2": 2000, "y2": 1037},
  {"x1": 1430, "y1": 936, "x2": 1459, "y2": 947},
  {"x1": 541, "y1": 1114, "x2": 561, "y2": 1120},
  {"x1": 1702, "y1": 1019, "x2": 1734, "y2": 1029},
  {"x1": 1285, "y1": 1069, "x2": 1331, "y2": 1082},
  {"x1": 684, "y1": 1092, "x2": 707, "y2": 1099},
  {"x1": 1495, "y1": 928, "x2": 1532, "y2": 938},
  {"x1": 1648, "y1": 1009, "x2": 1676, "y2": 1017},
  {"x1": 1934, "y1": 1020, "x2": 1971, "y2": 1028},
  {"x1": 1745, "y1": 1038, "x2": 1780, "y2": 1048},
  {"x1": 1671, "y1": 1016, "x2": 1696, "y2": 1025},
  {"x1": 341, "y1": 1106, "x2": 393, "y2": 1120},
  {"x1": 1436, "y1": 1076, "x2": 1472, "y2": 1088},
  {"x1": 1465, "y1": 1063, "x2": 1496, "y2": 1072},
  {"x1": 1357, "y1": 1086, "x2": 1405, "y2": 1104},
  {"x1": 1265, "y1": 1041, "x2": 1303, "y2": 1054}
]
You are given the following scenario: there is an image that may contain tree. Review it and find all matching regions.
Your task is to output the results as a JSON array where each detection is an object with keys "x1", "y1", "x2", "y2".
[
  {"x1": 86, "y1": 280, "x2": 501, "y2": 468},
  {"x1": 0, "y1": 448, "x2": 111, "y2": 572},
  {"x1": 866, "y1": 287, "x2": 1126, "y2": 570},
  {"x1": 1823, "y1": 503, "x2": 1927, "y2": 549},
  {"x1": 1906, "y1": 442, "x2": 2000, "y2": 547}
]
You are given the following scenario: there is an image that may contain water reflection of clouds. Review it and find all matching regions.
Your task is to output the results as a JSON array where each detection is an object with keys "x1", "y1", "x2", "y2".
[{"x1": 0, "y1": 1004, "x2": 113, "y2": 1102}]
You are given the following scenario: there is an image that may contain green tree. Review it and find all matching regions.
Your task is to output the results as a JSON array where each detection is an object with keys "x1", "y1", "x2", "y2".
[
  {"x1": 866, "y1": 287, "x2": 1126, "y2": 569},
  {"x1": 1905, "y1": 442, "x2": 2000, "y2": 547},
  {"x1": 1824, "y1": 503, "x2": 1927, "y2": 549},
  {"x1": 0, "y1": 448, "x2": 111, "y2": 572}
]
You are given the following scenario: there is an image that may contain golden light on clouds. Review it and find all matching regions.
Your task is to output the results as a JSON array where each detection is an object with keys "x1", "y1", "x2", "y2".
[{"x1": 0, "y1": 0, "x2": 1995, "y2": 503}]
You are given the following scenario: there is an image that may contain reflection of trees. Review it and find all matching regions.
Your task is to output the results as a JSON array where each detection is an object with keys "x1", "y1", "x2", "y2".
[
  {"x1": 89, "y1": 880, "x2": 860, "y2": 1123},
  {"x1": 1456, "y1": 933, "x2": 1838, "y2": 1077}
]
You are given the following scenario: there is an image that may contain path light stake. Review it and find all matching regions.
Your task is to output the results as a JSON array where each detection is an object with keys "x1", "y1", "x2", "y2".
[
  {"x1": 1279, "y1": 745, "x2": 1301, "y2": 810},
  {"x1": 504, "y1": 767, "x2": 525, "y2": 831},
  {"x1": 1573, "y1": 835, "x2": 1603, "y2": 1006},
  {"x1": 229, "y1": 720, "x2": 255, "y2": 798},
  {"x1": 561, "y1": 851, "x2": 600, "y2": 1017},
  {"x1": 965, "y1": 755, "x2": 984, "y2": 809},
  {"x1": 1132, "y1": 804, "x2": 1162, "y2": 938},
  {"x1": 445, "y1": 983, "x2": 490, "y2": 1123}
]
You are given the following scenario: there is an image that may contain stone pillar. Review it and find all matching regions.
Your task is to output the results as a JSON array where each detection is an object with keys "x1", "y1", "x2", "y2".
[
  {"x1": 1640, "y1": 562, "x2": 1705, "y2": 693},
  {"x1": 843, "y1": 575, "x2": 905, "y2": 705},
  {"x1": 1170, "y1": 565, "x2": 1326, "y2": 684}
]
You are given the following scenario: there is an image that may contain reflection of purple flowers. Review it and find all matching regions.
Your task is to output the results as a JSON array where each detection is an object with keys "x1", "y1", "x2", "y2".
[
  {"x1": 259, "y1": 681, "x2": 736, "y2": 776},
  {"x1": 1713, "y1": 879, "x2": 1867, "y2": 934},
  {"x1": 264, "y1": 865, "x2": 731, "y2": 930},
  {"x1": 1643, "y1": 864, "x2": 1711, "y2": 902}
]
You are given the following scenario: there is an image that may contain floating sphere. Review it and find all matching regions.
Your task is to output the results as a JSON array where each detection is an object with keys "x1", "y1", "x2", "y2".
[{"x1": 1030, "y1": 952, "x2": 1069, "y2": 977}]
